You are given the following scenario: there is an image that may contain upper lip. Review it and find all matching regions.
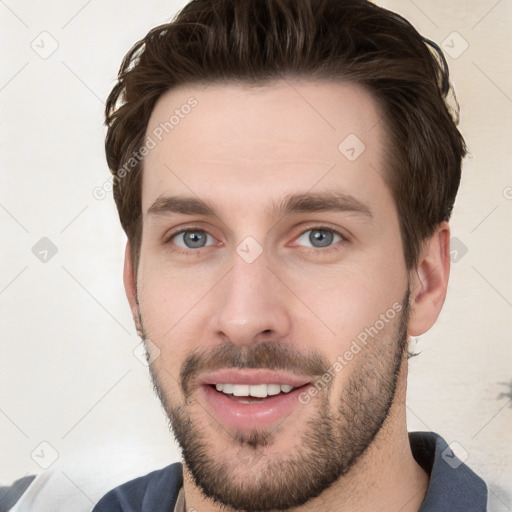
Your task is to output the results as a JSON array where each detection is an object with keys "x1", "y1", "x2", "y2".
[{"x1": 198, "y1": 369, "x2": 312, "y2": 387}]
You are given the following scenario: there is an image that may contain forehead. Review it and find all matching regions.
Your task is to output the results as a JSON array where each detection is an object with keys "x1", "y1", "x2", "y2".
[{"x1": 141, "y1": 79, "x2": 390, "y2": 218}]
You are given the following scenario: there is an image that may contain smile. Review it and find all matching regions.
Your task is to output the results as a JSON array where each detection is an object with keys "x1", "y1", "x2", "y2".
[
  {"x1": 197, "y1": 369, "x2": 315, "y2": 430},
  {"x1": 214, "y1": 383, "x2": 296, "y2": 398}
]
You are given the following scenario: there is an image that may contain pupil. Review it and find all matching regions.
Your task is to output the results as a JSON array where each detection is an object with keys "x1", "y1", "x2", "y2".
[
  {"x1": 184, "y1": 231, "x2": 206, "y2": 248},
  {"x1": 310, "y1": 229, "x2": 333, "y2": 248}
]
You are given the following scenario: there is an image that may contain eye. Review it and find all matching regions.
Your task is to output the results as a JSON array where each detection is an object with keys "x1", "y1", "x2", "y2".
[
  {"x1": 169, "y1": 229, "x2": 216, "y2": 250},
  {"x1": 295, "y1": 227, "x2": 344, "y2": 250}
]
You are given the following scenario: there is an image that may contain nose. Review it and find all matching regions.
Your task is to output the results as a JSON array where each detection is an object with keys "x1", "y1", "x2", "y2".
[{"x1": 208, "y1": 249, "x2": 292, "y2": 347}]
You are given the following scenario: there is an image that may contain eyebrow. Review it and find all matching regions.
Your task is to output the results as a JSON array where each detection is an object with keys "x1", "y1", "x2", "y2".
[
  {"x1": 147, "y1": 191, "x2": 373, "y2": 220},
  {"x1": 270, "y1": 191, "x2": 372, "y2": 219}
]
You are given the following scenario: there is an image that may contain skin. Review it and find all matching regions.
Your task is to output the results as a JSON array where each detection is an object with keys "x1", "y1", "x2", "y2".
[{"x1": 123, "y1": 80, "x2": 451, "y2": 511}]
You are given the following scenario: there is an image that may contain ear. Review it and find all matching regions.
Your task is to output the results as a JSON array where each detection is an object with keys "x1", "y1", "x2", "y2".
[
  {"x1": 408, "y1": 221, "x2": 451, "y2": 337},
  {"x1": 123, "y1": 241, "x2": 143, "y2": 336}
]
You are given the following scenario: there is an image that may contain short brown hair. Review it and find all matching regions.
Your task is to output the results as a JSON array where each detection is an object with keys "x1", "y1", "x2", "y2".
[{"x1": 105, "y1": 0, "x2": 466, "y2": 277}]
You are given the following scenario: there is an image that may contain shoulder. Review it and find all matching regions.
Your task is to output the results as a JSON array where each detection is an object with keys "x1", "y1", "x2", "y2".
[
  {"x1": 410, "y1": 431, "x2": 488, "y2": 512},
  {"x1": 92, "y1": 462, "x2": 183, "y2": 512}
]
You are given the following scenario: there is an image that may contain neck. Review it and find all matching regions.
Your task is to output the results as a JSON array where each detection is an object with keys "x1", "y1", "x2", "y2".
[{"x1": 183, "y1": 357, "x2": 429, "y2": 512}]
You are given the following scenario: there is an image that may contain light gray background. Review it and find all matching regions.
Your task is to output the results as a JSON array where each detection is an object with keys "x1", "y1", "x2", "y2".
[{"x1": 1, "y1": 0, "x2": 511, "y2": 510}]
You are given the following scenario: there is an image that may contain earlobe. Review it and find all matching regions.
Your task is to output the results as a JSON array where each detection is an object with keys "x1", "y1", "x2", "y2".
[
  {"x1": 408, "y1": 222, "x2": 451, "y2": 336},
  {"x1": 123, "y1": 241, "x2": 143, "y2": 336}
]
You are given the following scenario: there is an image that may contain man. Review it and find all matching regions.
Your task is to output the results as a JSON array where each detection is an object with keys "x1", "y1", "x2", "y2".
[{"x1": 93, "y1": 0, "x2": 488, "y2": 510}]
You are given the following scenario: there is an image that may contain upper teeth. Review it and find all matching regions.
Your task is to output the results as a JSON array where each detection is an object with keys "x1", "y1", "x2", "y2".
[{"x1": 215, "y1": 383, "x2": 295, "y2": 397}]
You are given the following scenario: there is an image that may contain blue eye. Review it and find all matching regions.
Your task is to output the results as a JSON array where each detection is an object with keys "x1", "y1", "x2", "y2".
[
  {"x1": 171, "y1": 229, "x2": 215, "y2": 249},
  {"x1": 296, "y1": 228, "x2": 343, "y2": 249}
]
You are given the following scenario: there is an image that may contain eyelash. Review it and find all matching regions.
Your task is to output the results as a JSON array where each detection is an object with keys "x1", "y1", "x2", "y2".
[
  {"x1": 165, "y1": 225, "x2": 347, "y2": 256},
  {"x1": 296, "y1": 226, "x2": 346, "y2": 255}
]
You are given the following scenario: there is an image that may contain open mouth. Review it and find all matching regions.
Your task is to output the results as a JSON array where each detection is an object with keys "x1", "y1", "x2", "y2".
[
  {"x1": 210, "y1": 383, "x2": 298, "y2": 404},
  {"x1": 199, "y1": 375, "x2": 313, "y2": 430}
]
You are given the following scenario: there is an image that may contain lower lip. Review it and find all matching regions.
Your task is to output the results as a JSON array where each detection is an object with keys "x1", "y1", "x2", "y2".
[{"x1": 200, "y1": 384, "x2": 310, "y2": 430}]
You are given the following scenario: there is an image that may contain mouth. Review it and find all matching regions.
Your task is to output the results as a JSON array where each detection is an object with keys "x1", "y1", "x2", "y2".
[
  {"x1": 197, "y1": 369, "x2": 314, "y2": 430},
  {"x1": 213, "y1": 382, "x2": 297, "y2": 403}
]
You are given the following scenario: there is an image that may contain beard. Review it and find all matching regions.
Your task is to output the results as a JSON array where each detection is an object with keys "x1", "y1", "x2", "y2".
[{"x1": 140, "y1": 290, "x2": 410, "y2": 511}]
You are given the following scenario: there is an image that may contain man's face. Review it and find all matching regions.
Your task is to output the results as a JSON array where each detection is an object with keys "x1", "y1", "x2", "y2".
[{"x1": 133, "y1": 80, "x2": 411, "y2": 509}]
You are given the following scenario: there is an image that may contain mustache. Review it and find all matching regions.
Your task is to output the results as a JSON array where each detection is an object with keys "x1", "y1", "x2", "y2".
[{"x1": 180, "y1": 341, "x2": 331, "y2": 398}]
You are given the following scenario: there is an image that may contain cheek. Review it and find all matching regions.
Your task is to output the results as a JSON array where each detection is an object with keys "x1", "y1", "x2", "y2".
[
  {"x1": 137, "y1": 256, "x2": 216, "y2": 341},
  {"x1": 136, "y1": 287, "x2": 194, "y2": 384},
  {"x1": 318, "y1": 295, "x2": 405, "y2": 409},
  {"x1": 290, "y1": 257, "x2": 406, "y2": 345}
]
